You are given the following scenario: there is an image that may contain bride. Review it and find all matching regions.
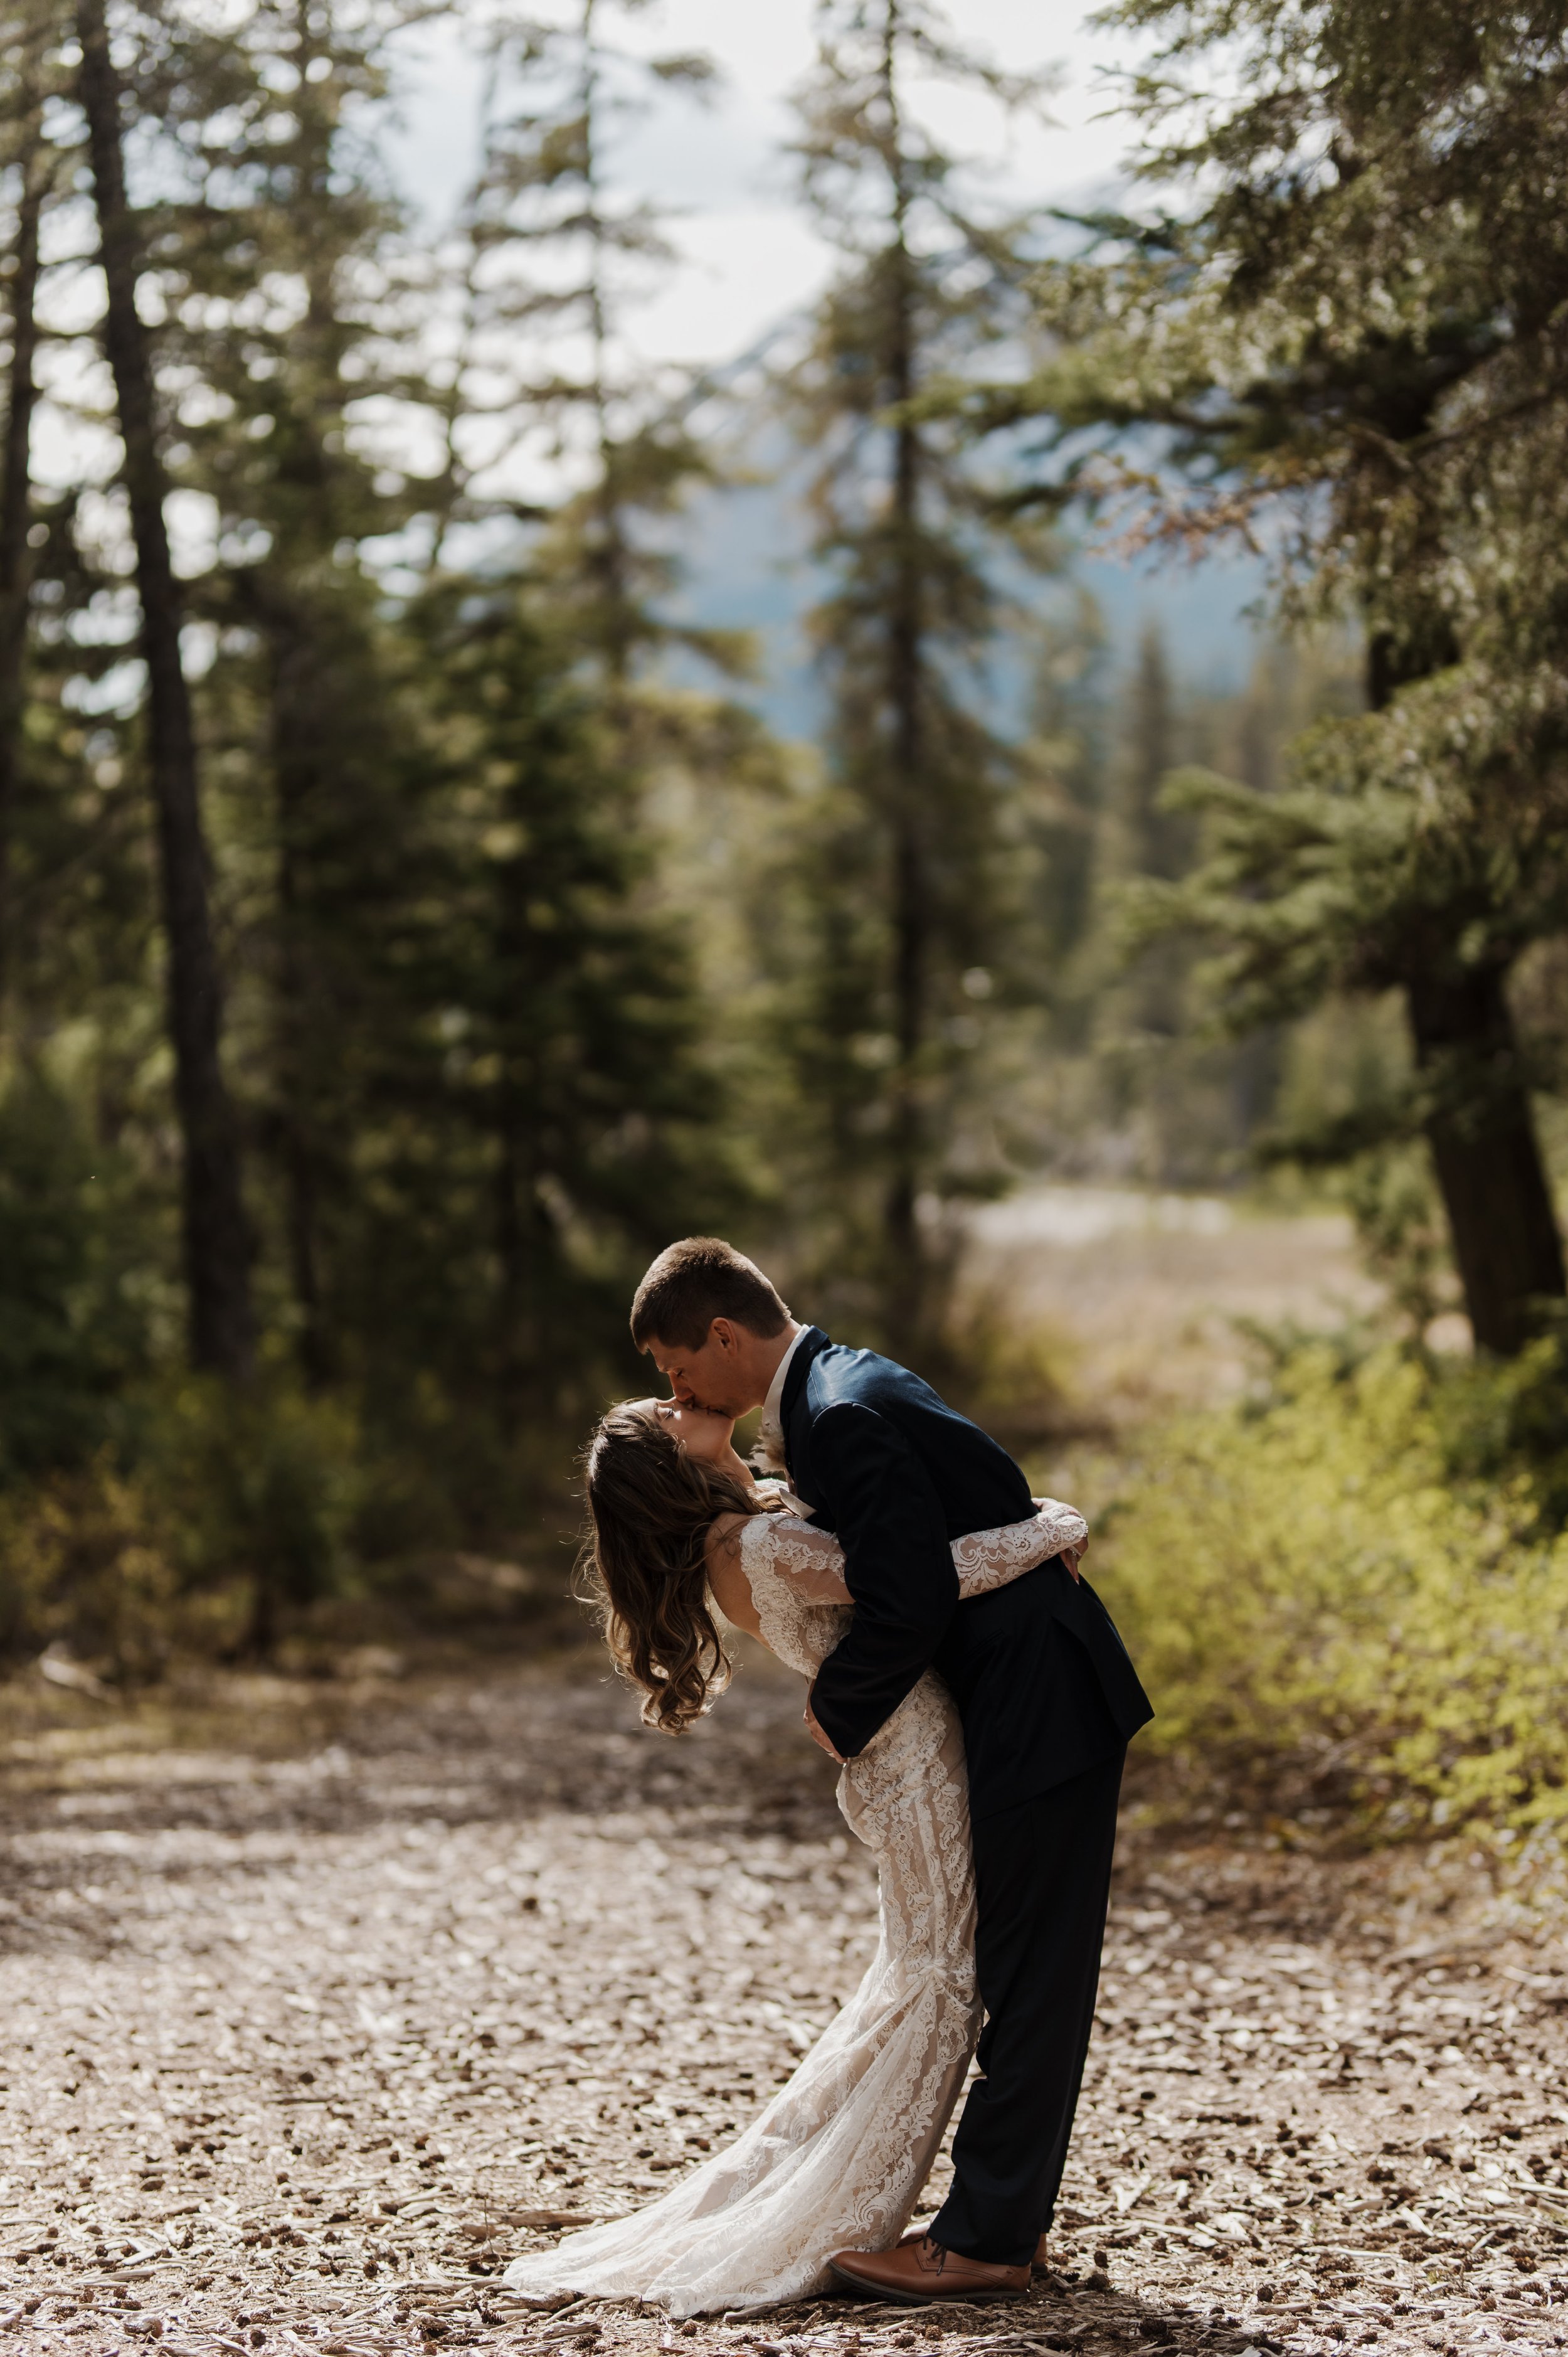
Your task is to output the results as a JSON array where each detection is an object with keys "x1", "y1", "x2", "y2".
[{"x1": 501, "y1": 1394, "x2": 1087, "y2": 2317}]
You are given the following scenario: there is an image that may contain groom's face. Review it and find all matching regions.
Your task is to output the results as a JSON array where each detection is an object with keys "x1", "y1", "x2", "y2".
[{"x1": 644, "y1": 1318, "x2": 761, "y2": 1420}]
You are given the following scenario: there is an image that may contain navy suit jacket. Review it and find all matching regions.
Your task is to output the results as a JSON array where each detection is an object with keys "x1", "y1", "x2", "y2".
[{"x1": 783, "y1": 1327, "x2": 1152, "y2": 1818}]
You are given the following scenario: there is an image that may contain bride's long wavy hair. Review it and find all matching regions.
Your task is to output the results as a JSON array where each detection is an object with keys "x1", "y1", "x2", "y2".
[{"x1": 581, "y1": 1402, "x2": 762, "y2": 1734}]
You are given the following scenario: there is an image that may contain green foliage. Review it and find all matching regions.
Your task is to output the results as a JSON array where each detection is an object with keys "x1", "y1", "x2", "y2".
[
  {"x1": 137, "y1": 1375, "x2": 364, "y2": 1660},
  {"x1": 1003, "y1": 629, "x2": 1358, "y2": 1189},
  {"x1": 9, "y1": 0, "x2": 1568, "y2": 1708},
  {"x1": 772, "y1": 0, "x2": 1059, "y2": 1346},
  {"x1": 0, "y1": 1069, "x2": 154, "y2": 1478},
  {"x1": 376, "y1": 582, "x2": 735, "y2": 1444},
  {"x1": 0, "y1": 1460, "x2": 174, "y2": 1679},
  {"x1": 0, "y1": 0, "x2": 750, "y2": 1600},
  {"x1": 1132, "y1": 665, "x2": 1568, "y2": 1046},
  {"x1": 0, "y1": 1377, "x2": 367, "y2": 1673},
  {"x1": 1101, "y1": 1345, "x2": 1568, "y2": 1838},
  {"x1": 966, "y1": 0, "x2": 1568, "y2": 1351}
]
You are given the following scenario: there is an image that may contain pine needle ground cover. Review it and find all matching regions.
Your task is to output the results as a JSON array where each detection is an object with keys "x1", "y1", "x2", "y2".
[
  {"x1": 1098, "y1": 1348, "x2": 1568, "y2": 1851},
  {"x1": 4, "y1": 1657, "x2": 1568, "y2": 2355}
]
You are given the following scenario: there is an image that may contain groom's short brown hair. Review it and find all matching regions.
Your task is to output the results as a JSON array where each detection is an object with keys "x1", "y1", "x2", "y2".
[{"x1": 631, "y1": 1237, "x2": 790, "y2": 1351}]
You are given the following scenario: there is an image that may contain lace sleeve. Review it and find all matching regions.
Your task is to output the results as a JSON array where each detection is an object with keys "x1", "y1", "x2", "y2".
[
  {"x1": 743, "y1": 1513, "x2": 850, "y2": 1604},
  {"x1": 738, "y1": 1514, "x2": 853, "y2": 1676},
  {"x1": 953, "y1": 1496, "x2": 1088, "y2": 1599},
  {"x1": 746, "y1": 1497, "x2": 1087, "y2": 1615}
]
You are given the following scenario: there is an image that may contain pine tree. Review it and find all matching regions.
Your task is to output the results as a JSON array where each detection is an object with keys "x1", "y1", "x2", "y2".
[
  {"x1": 1023, "y1": 593, "x2": 1108, "y2": 981},
  {"x1": 144, "y1": 0, "x2": 420, "y2": 1387},
  {"x1": 439, "y1": 0, "x2": 731, "y2": 699},
  {"x1": 781, "y1": 0, "x2": 1055, "y2": 1351},
  {"x1": 978, "y1": 0, "x2": 1568, "y2": 1351},
  {"x1": 1121, "y1": 625, "x2": 1189, "y2": 885},
  {"x1": 399, "y1": 582, "x2": 725, "y2": 1442},
  {"x1": 397, "y1": 0, "x2": 761, "y2": 1420}
]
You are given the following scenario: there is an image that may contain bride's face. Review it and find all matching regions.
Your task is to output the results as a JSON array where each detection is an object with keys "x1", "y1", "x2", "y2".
[{"x1": 638, "y1": 1397, "x2": 736, "y2": 1466}]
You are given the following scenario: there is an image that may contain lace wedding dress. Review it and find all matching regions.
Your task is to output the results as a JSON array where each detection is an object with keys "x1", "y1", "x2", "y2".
[{"x1": 501, "y1": 1495, "x2": 1086, "y2": 2317}]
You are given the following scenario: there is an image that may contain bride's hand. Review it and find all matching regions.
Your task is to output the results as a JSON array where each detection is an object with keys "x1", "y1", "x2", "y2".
[{"x1": 1030, "y1": 1496, "x2": 1088, "y2": 1583}]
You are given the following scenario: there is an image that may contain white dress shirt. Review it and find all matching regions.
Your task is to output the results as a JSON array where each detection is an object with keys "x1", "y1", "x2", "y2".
[{"x1": 753, "y1": 1322, "x2": 810, "y2": 1481}]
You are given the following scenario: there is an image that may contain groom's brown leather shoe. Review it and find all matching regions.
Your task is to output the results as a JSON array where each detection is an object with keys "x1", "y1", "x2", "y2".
[{"x1": 829, "y1": 2235, "x2": 1029, "y2": 2302}]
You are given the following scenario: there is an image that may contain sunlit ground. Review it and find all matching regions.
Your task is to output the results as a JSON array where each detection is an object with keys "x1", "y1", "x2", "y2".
[{"x1": 6, "y1": 1194, "x2": 1565, "y2": 2356}]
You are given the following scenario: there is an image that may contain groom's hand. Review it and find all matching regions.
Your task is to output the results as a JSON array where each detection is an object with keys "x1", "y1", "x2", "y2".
[{"x1": 804, "y1": 1697, "x2": 846, "y2": 1763}]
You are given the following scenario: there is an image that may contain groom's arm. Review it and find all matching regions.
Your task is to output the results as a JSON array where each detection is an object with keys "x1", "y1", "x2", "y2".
[{"x1": 803, "y1": 1401, "x2": 958, "y2": 1760}]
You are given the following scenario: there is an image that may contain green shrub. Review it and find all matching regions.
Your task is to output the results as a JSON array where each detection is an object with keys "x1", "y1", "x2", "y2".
[
  {"x1": 137, "y1": 1376, "x2": 364, "y2": 1658},
  {"x1": 1098, "y1": 1346, "x2": 1568, "y2": 1838},
  {"x1": 0, "y1": 1460, "x2": 176, "y2": 1680},
  {"x1": 0, "y1": 1070, "x2": 155, "y2": 1478}
]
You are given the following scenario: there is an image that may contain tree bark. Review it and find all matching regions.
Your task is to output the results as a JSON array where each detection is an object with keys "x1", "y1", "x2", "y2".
[
  {"x1": 1406, "y1": 962, "x2": 1565, "y2": 1356},
  {"x1": 0, "y1": 117, "x2": 47, "y2": 1014},
  {"x1": 1367, "y1": 626, "x2": 1565, "y2": 1354},
  {"x1": 77, "y1": 0, "x2": 255, "y2": 1378},
  {"x1": 272, "y1": 654, "x2": 331, "y2": 1390},
  {"x1": 492, "y1": 805, "x2": 547, "y2": 1432},
  {"x1": 494, "y1": 1101, "x2": 539, "y2": 1435},
  {"x1": 250, "y1": 0, "x2": 341, "y2": 1388},
  {"x1": 880, "y1": 1, "x2": 931, "y2": 1351}
]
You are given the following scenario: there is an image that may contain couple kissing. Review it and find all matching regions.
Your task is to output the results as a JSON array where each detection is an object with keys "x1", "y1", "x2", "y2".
[{"x1": 503, "y1": 1237, "x2": 1153, "y2": 2317}]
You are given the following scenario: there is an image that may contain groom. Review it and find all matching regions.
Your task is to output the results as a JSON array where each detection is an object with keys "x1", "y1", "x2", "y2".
[{"x1": 632, "y1": 1237, "x2": 1153, "y2": 2303}]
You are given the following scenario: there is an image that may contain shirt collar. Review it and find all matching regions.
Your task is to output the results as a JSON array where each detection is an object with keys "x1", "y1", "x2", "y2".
[{"x1": 761, "y1": 1322, "x2": 808, "y2": 1428}]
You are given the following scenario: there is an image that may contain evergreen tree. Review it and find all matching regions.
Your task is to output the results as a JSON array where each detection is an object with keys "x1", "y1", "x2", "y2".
[
  {"x1": 147, "y1": 0, "x2": 420, "y2": 1386},
  {"x1": 396, "y1": 582, "x2": 725, "y2": 1446},
  {"x1": 0, "y1": 0, "x2": 751, "y2": 1538},
  {"x1": 439, "y1": 0, "x2": 733, "y2": 702},
  {"x1": 781, "y1": 0, "x2": 1055, "y2": 1352},
  {"x1": 1120, "y1": 624, "x2": 1187, "y2": 886},
  {"x1": 389, "y1": 0, "x2": 765, "y2": 1434},
  {"x1": 1022, "y1": 593, "x2": 1108, "y2": 984},
  {"x1": 977, "y1": 0, "x2": 1568, "y2": 1351}
]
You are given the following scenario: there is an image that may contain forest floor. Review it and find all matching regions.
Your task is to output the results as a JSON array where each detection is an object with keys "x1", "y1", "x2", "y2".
[{"x1": 3, "y1": 1652, "x2": 1567, "y2": 2357}]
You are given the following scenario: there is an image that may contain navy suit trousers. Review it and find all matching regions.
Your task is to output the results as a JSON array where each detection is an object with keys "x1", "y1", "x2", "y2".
[{"x1": 930, "y1": 1747, "x2": 1126, "y2": 2267}]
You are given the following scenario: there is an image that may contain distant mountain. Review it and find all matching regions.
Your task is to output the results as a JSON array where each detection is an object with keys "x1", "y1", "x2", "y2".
[{"x1": 661, "y1": 442, "x2": 1269, "y2": 738}]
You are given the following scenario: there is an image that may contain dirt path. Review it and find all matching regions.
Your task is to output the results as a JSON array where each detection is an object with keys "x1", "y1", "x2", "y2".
[{"x1": 3, "y1": 1658, "x2": 1567, "y2": 2357}]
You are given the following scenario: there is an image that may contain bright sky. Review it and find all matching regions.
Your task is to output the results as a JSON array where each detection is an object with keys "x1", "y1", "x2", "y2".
[
  {"x1": 375, "y1": 3, "x2": 1263, "y2": 688},
  {"x1": 39, "y1": 1, "x2": 1259, "y2": 694},
  {"x1": 383, "y1": 0, "x2": 1145, "y2": 375}
]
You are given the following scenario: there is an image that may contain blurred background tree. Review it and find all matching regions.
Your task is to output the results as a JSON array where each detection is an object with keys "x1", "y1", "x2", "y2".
[
  {"x1": 965, "y1": 0, "x2": 1568, "y2": 1357},
  {"x1": 769, "y1": 0, "x2": 1059, "y2": 1360}
]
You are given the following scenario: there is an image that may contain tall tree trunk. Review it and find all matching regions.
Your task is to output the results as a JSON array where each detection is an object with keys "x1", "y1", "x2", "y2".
[
  {"x1": 578, "y1": 0, "x2": 637, "y2": 703},
  {"x1": 77, "y1": 0, "x2": 255, "y2": 1378},
  {"x1": 881, "y1": 3, "x2": 930, "y2": 1351},
  {"x1": 1406, "y1": 962, "x2": 1565, "y2": 1356},
  {"x1": 494, "y1": 1106, "x2": 539, "y2": 1435},
  {"x1": 492, "y1": 822, "x2": 544, "y2": 1434},
  {"x1": 0, "y1": 120, "x2": 47, "y2": 1015},
  {"x1": 265, "y1": 590, "x2": 334, "y2": 1388},
  {"x1": 1367, "y1": 625, "x2": 1566, "y2": 1354},
  {"x1": 272, "y1": 663, "x2": 330, "y2": 1388},
  {"x1": 250, "y1": 0, "x2": 342, "y2": 1388}
]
